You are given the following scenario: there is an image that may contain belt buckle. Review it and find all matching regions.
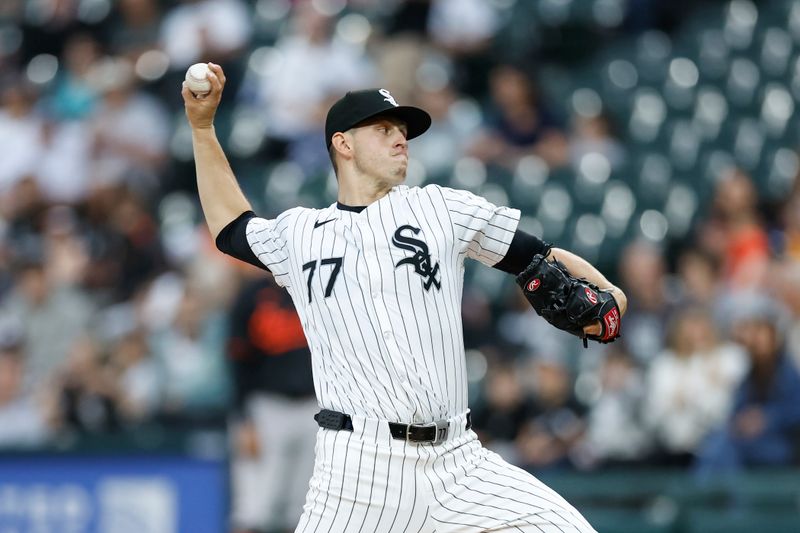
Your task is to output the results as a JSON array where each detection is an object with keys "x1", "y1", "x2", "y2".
[{"x1": 409, "y1": 420, "x2": 449, "y2": 444}]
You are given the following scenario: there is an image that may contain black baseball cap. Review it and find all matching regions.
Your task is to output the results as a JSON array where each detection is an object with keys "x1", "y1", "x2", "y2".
[{"x1": 325, "y1": 88, "x2": 431, "y2": 149}]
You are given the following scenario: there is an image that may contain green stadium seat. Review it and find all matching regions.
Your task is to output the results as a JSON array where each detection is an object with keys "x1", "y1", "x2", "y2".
[
  {"x1": 722, "y1": 0, "x2": 760, "y2": 52},
  {"x1": 633, "y1": 152, "x2": 672, "y2": 207},
  {"x1": 725, "y1": 57, "x2": 762, "y2": 110},
  {"x1": 601, "y1": 57, "x2": 640, "y2": 116},
  {"x1": 511, "y1": 155, "x2": 550, "y2": 211},
  {"x1": 662, "y1": 180, "x2": 700, "y2": 239},
  {"x1": 696, "y1": 29, "x2": 732, "y2": 82},
  {"x1": 759, "y1": 27, "x2": 793, "y2": 79},
  {"x1": 634, "y1": 30, "x2": 673, "y2": 84},
  {"x1": 539, "y1": 0, "x2": 800, "y2": 269},
  {"x1": 758, "y1": 144, "x2": 800, "y2": 200},
  {"x1": 600, "y1": 180, "x2": 636, "y2": 239},
  {"x1": 536, "y1": 181, "x2": 574, "y2": 242},
  {"x1": 692, "y1": 85, "x2": 730, "y2": 142}
]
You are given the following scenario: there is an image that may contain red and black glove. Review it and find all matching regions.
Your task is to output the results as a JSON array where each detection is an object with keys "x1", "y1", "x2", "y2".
[{"x1": 516, "y1": 254, "x2": 621, "y2": 347}]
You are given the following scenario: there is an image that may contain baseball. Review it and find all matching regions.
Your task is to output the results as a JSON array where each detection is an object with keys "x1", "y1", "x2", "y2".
[{"x1": 185, "y1": 62, "x2": 211, "y2": 96}]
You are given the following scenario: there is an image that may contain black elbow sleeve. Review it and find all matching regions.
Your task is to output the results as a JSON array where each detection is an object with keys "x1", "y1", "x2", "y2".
[
  {"x1": 215, "y1": 211, "x2": 269, "y2": 271},
  {"x1": 493, "y1": 229, "x2": 552, "y2": 275}
]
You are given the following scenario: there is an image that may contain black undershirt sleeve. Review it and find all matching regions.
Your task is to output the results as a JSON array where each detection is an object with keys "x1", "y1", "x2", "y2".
[
  {"x1": 492, "y1": 229, "x2": 551, "y2": 275},
  {"x1": 215, "y1": 211, "x2": 270, "y2": 271}
]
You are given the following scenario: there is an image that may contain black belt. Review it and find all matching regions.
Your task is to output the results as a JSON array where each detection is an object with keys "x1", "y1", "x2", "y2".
[{"x1": 314, "y1": 409, "x2": 472, "y2": 444}]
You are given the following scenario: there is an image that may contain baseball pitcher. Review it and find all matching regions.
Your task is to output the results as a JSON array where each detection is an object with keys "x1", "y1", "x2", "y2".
[{"x1": 184, "y1": 63, "x2": 627, "y2": 533}]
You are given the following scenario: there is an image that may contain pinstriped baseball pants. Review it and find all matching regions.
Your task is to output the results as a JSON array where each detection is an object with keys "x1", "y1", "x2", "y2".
[{"x1": 294, "y1": 412, "x2": 597, "y2": 533}]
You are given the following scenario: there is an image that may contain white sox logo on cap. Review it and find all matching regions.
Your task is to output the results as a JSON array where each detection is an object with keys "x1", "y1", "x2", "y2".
[{"x1": 379, "y1": 88, "x2": 399, "y2": 107}]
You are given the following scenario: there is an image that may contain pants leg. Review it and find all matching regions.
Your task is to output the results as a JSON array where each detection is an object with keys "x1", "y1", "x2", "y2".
[
  {"x1": 237, "y1": 394, "x2": 318, "y2": 531},
  {"x1": 294, "y1": 416, "x2": 591, "y2": 533},
  {"x1": 425, "y1": 433, "x2": 597, "y2": 533},
  {"x1": 294, "y1": 416, "x2": 434, "y2": 533},
  {"x1": 230, "y1": 454, "x2": 267, "y2": 530},
  {"x1": 284, "y1": 397, "x2": 321, "y2": 528}
]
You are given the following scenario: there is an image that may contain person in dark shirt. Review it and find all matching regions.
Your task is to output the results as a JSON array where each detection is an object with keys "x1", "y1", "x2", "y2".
[
  {"x1": 469, "y1": 64, "x2": 569, "y2": 169},
  {"x1": 228, "y1": 272, "x2": 317, "y2": 533}
]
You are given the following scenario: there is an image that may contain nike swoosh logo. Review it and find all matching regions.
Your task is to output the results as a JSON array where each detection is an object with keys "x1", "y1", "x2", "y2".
[{"x1": 314, "y1": 219, "x2": 335, "y2": 229}]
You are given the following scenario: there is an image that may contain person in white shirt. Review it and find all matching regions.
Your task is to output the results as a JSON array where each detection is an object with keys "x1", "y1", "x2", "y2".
[{"x1": 644, "y1": 306, "x2": 747, "y2": 464}]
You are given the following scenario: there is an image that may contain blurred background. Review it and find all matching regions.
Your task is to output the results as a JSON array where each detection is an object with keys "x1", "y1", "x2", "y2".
[{"x1": 0, "y1": 0, "x2": 799, "y2": 532}]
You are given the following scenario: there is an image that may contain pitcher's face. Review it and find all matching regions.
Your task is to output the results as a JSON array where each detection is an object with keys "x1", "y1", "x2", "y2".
[{"x1": 350, "y1": 116, "x2": 409, "y2": 186}]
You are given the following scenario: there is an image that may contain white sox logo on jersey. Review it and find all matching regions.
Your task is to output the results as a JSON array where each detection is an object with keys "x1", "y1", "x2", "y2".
[{"x1": 391, "y1": 225, "x2": 441, "y2": 291}]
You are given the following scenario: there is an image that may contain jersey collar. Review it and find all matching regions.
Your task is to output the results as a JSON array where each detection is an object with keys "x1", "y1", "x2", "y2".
[{"x1": 336, "y1": 202, "x2": 367, "y2": 213}]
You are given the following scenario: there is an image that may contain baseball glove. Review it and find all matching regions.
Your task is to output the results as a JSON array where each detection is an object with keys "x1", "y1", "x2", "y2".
[{"x1": 516, "y1": 254, "x2": 621, "y2": 347}]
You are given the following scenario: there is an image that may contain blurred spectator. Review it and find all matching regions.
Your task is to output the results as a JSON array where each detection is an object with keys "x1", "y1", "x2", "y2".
[
  {"x1": 159, "y1": 0, "x2": 251, "y2": 69},
  {"x1": 50, "y1": 336, "x2": 122, "y2": 434},
  {"x1": 644, "y1": 307, "x2": 747, "y2": 466},
  {"x1": 41, "y1": 205, "x2": 89, "y2": 288},
  {"x1": 38, "y1": 33, "x2": 99, "y2": 203},
  {"x1": 82, "y1": 186, "x2": 166, "y2": 302},
  {"x1": 47, "y1": 32, "x2": 102, "y2": 120},
  {"x1": 412, "y1": 84, "x2": 478, "y2": 179},
  {"x1": 228, "y1": 272, "x2": 316, "y2": 533},
  {"x1": 35, "y1": 116, "x2": 94, "y2": 204},
  {"x1": 0, "y1": 321, "x2": 50, "y2": 447},
  {"x1": 110, "y1": 328, "x2": 162, "y2": 422},
  {"x1": 373, "y1": 36, "x2": 425, "y2": 106},
  {"x1": 427, "y1": 0, "x2": 498, "y2": 54},
  {"x1": 675, "y1": 247, "x2": 722, "y2": 310},
  {"x1": 427, "y1": 0, "x2": 499, "y2": 95},
  {"x1": 469, "y1": 64, "x2": 568, "y2": 169},
  {"x1": 579, "y1": 348, "x2": 650, "y2": 468},
  {"x1": 87, "y1": 56, "x2": 170, "y2": 194},
  {"x1": 516, "y1": 356, "x2": 586, "y2": 471},
  {"x1": 569, "y1": 111, "x2": 627, "y2": 172},
  {"x1": 770, "y1": 261, "x2": 800, "y2": 370},
  {"x1": 696, "y1": 296, "x2": 800, "y2": 475},
  {"x1": 108, "y1": 0, "x2": 162, "y2": 61},
  {"x1": 776, "y1": 182, "x2": 800, "y2": 261},
  {"x1": 1, "y1": 252, "x2": 95, "y2": 390},
  {"x1": 151, "y1": 284, "x2": 229, "y2": 414},
  {"x1": 238, "y1": 1, "x2": 374, "y2": 172},
  {"x1": 2, "y1": 177, "x2": 48, "y2": 264},
  {"x1": 471, "y1": 361, "x2": 537, "y2": 464},
  {"x1": 698, "y1": 168, "x2": 770, "y2": 291},
  {"x1": 0, "y1": 80, "x2": 44, "y2": 195},
  {"x1": 617, "y1": 240, "x2": 671, "y2": 365}
]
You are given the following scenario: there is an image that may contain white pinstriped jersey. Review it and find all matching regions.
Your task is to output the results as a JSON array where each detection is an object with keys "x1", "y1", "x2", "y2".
[{"x1": 245, "y1": 184, "x2": 520, "y2": 424}]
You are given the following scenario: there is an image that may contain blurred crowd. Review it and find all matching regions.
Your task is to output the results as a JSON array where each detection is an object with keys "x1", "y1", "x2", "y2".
[
  {"x1": 0, "y1": 0, "x2": 799, "y2": 530},
  {"x1": 471, "y1": 175, "x2": 800, "y2": 474}
]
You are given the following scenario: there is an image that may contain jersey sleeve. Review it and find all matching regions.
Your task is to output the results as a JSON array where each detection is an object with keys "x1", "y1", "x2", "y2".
[
  {"x1": 437, "y1": 185, "x2": 521, "y2": 267},
  {"x1": 245, "y1": 211, "x2": 295, "y2": 287}
]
